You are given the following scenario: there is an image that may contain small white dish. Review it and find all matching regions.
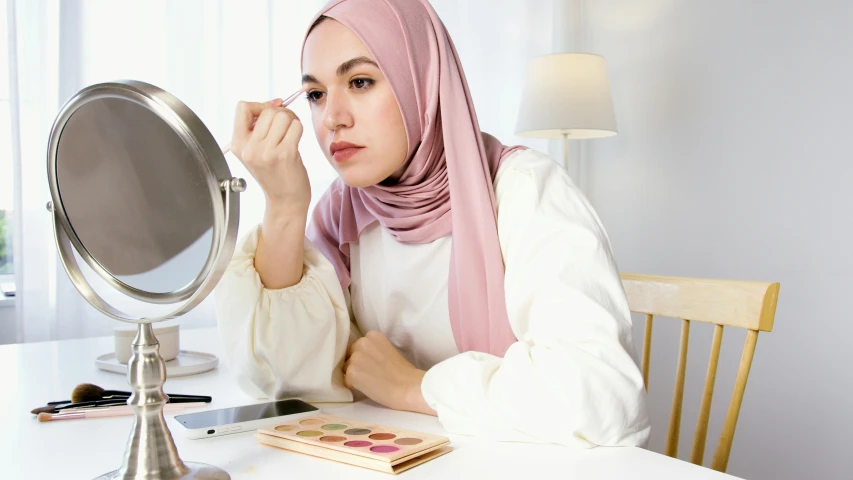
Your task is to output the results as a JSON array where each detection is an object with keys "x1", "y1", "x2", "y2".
[{"x1": 96, "y1": 350, "x2": 219, "y2": 377}]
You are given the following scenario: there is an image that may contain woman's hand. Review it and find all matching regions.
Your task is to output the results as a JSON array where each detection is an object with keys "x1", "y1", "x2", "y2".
[
  {"x1": 231, "y1": 99, "x2": 311, "y2": 218},
  {"x1": 343, "y1": 331, "x2": 437, "y2": 416}
]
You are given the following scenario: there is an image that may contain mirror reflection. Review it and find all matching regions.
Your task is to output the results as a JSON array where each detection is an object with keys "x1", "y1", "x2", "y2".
[{"x1": 56, "y1": 97, "x2": 214, "y2": 293}]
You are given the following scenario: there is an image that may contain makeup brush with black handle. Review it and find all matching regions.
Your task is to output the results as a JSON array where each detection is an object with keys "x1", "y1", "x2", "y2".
[
  {"x1": 34, "y1": 384, "x2": 212, "y2": 414},
  {"x1": 33, "y1": 398, "x2": 133, "y2": 414},
  {"x1": 69, "y1": 383, "x2": 211, "y2": 403},
  {"x1": 31, "y1": 395, "x2": 210, "y2": 414},
  {"x1": 46, "y1": 383, "x2": 211, "y2": 406}
]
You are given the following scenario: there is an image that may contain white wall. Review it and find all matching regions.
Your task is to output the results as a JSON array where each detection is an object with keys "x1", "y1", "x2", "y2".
[{"x1": 582, "y1": 1, "x2": 852, "y2": 479}]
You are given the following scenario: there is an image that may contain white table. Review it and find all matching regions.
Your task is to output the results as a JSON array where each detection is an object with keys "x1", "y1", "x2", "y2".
[{"x1": 2, "y1": 327, "x2": 739, "y2": 479}]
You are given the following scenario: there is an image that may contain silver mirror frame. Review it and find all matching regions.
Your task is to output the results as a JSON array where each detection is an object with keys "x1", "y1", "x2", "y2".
[
  {"x1": 47, "y1": 80, "x2": 243, "y2": 479},
  {"x1": 47, "y1": 80, "x2": 243, "y2": 316}
]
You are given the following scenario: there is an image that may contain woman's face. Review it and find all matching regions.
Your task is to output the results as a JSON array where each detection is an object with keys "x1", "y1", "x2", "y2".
[{"x1": 302, "y1": 19, "x2": 409, "y2": 188}]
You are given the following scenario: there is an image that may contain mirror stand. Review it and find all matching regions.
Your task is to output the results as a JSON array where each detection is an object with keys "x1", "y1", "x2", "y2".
[
  {"x1": 96, "y1": 323, "x2": 229, "y2": 480},
  {"x1": 48, "y1": 80, "x2": 244, "y2": 480}
]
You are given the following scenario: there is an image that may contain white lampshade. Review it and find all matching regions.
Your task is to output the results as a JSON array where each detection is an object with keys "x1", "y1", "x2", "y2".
[{"x1": 515, "y1": 53, "x2": 617, "y2": 139}]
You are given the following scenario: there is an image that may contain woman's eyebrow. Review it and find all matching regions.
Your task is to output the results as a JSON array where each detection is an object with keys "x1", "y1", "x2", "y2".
[
  {"x1": 302, "y1": 56, "x2": 379, "y2": 85},
  {"x1": 337, "y1": 56, "x2": 379, "y2": 76}
]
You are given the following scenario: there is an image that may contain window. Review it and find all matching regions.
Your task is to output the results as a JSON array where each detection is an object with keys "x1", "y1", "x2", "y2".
[
  {"x1": 0, "y1": 210, "x2": 10, "y2": 275},
  {"x1": 0, "y1": 98, "x2": 12, "y2": 276},
  {"x1": 0, "y1": 0, "x2": 15, "y2": 290}
]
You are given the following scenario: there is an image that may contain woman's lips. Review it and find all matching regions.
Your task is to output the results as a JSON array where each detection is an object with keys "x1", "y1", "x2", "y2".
[{"x1": 333, "y1": 147, "x2": 364, "y2": 163}]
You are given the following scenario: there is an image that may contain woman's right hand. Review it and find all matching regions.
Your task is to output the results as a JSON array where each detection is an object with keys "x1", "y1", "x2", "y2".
[{"x1": 231, "y1": 99, "x2": 311, "y2": 218}]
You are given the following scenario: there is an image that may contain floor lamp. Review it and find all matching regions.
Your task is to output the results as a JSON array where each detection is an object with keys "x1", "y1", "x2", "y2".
[{"x1": 514, "y1": 53, "x2": 618, "y2": 178}]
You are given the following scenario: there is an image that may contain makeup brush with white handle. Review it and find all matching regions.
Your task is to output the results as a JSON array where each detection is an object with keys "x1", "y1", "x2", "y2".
[{"x1": 37, "y1": 402, "x2": 205, "y2": 422}]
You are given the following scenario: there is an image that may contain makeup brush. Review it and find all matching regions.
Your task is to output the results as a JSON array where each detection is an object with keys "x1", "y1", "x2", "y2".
[
  {"x1": 220, "y1": 87, "x2": 306, "y2": 155},
  {"x1": 32, "y1": 399, "x2": 130, "y2": 414},
  {"x1": 37, "y1": 402, "x2": 205, "y2": 422},
  {"x1": 33, "y1": 391, "x2": 211, "y2": 414},
  {"x1": 47, "y1": 384, "x2": 210, "y2": 406},
  {"x1": 70, "y1": 383, "x2": 212, "y2": 404},
  {"x1": 71, "y1": 383, "x2": 131, "y2": 403},
  {"x1": 33, "y1": 396, "x2": 208, "y2": 414}
]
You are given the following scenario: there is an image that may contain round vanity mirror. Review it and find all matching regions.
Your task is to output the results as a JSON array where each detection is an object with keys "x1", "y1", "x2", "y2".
[
  {"x1": 56, "y1": 96, "x2": 215, "y2": 298},
  {"x1": 47, "y1": 80, "x2": 242, "y2": 480}
]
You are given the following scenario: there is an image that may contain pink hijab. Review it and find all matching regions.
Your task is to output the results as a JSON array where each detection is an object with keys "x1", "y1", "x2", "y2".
[{"x1": 303, "y1": 0, "x2": 527, "y2": 357}]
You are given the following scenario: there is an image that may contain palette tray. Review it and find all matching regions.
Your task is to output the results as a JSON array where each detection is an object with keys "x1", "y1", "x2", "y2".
[{"x1": 255, "y1": 413, "x2": 452, "y2": 474}]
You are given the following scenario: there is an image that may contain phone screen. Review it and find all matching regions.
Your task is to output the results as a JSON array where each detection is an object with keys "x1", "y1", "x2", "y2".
[{"x1": 176, "y1": 399, "x2": 318, "y2": 429}]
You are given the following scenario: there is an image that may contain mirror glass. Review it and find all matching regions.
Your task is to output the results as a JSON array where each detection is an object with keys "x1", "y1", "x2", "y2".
[{"x1": 56, "y1": 97, "x2": 214, "y2": 294}]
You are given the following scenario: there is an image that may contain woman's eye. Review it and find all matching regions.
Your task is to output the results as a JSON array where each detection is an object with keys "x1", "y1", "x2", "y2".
[
  {"x1": 306, "y1": 91, "x2": 324, "y2": 103},
  {"x1": 305, "y1": 79, "x2": 373, "y2": 104},
  {"x1": 350, "y1": 78, "x2": 374, "y2": 90}
]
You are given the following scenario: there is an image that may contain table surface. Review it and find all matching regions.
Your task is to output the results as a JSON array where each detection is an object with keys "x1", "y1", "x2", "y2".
[{"x1": 2, "y1": 327, "x2": 740, "y2": 479}]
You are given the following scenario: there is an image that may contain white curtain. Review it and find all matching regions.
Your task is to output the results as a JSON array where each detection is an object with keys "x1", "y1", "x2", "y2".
[{"x1": 8, "y1": 0, "x2": 556, "y2": 343}]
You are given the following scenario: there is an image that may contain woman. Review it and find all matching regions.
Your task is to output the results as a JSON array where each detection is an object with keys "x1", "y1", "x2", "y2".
[{"x1": 215, "y1": 0, "x2": 650, "y2": 448}]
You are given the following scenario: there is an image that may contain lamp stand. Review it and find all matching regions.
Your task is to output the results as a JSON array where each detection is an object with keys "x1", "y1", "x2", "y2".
[{"x1": 561, "y1": 132, "x2": 570, "y2": 171}]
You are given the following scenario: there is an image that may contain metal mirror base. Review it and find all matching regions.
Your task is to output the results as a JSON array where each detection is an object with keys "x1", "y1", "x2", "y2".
[
  {"x1": 95, "y1": 463, "x2": 230, "y2": 480},
  {"x1": 93, "y1": 323, "x2": 230, "y2": 480}
]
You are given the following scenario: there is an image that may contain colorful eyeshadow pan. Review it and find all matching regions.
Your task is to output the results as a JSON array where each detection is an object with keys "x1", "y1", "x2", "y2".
[
  {"x1": 274, "y1": 425, "x2": 297, "y2": 432},
  {"x1": 370, "y1": 445, "x2": 400, "y2": 453},
  {"x1": 395, "y1": 437, "x2": 423, "y2": 445},
  {"x1": 344, "y1": 440, "x2": 373, "y2": 448},
  {"x1": 369, "y1": 433, "x2": 396, "y2": 440},
  {"x1": 319, "y1": 436, "x2": 347, "y2": 443},
  {"x1": 296, "y1": 430, "x2": 323, "y2": 437},
  {"x1": 321, "y1": 424, "x2": 348, "y2": 431},
  {"x1": 344, "y1": 428, "x2": 372, "y2": 435}
]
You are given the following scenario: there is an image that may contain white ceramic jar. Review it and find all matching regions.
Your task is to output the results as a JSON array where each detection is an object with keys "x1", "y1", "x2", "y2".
[{"x1": 114, "y1": 324, "x2": 180, "y2": 364}]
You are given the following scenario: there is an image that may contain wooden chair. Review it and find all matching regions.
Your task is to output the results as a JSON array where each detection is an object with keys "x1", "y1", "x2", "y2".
[{"x1": 620, "y1": 273, "x2": 780, "y2": 473}]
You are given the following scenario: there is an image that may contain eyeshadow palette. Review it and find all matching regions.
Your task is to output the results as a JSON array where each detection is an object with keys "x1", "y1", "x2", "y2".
[{"x1": 254, "y1": 413, "x2": 452, "y2": 474}]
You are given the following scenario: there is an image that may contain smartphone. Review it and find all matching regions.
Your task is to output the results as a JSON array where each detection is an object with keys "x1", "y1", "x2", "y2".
[{"x1": 174, "y1": 398, "x2": 319, "y2": 439}]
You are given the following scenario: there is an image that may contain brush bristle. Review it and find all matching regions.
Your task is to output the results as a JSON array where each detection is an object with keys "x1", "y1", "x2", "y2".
[
  {"x1": 31, "y1": 405, "x2": 58, "y2": 414},
  {"x1": 37, "y1": 412, "x2": 53, "y2": 422},
  {"x1": 71, "y1": 383, "x2": 105, "y2": 403}
]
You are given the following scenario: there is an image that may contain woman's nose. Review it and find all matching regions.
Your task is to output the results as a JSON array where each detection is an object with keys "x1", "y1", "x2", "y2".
[{"x1": 323, "y1": 91, "x2": 354, "y2": 131}]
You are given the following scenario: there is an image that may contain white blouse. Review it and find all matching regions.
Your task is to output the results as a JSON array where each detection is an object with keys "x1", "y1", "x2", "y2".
[{"x1": 214, "y1": 148, "x2": 651, "y2": 448}]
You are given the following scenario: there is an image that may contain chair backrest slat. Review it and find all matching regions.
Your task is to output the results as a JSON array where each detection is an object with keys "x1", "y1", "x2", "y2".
[
  {"x1": 665, "y1": 319, "x2": 691, "y2": 457},
  {"x1": 711, "y1": 329, "x2": 759, "y2": 472},
  {"x1": 642, "y1": 313, "x2": 653, "y2": 391},
  {"x1": 691, "y1": 324, "x2": 725, "y2": 465}
]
